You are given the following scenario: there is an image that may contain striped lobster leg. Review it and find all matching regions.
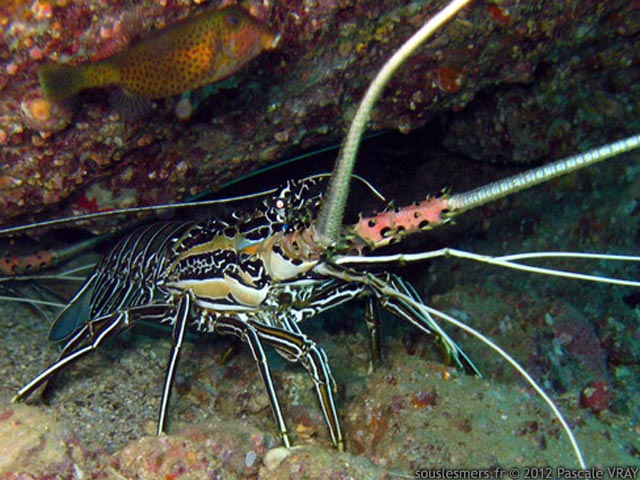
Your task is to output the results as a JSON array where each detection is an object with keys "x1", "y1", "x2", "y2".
[
  {"x1": 379, "y1": 274, "x2": 480, "y2": 376},
  {"x1": 246, "y1": 275, "x2": 478, "y2": 450},
  {"x1": 12, "y1": 303, "x2": 175, "y2": 403},
  {"x1": 212, "y1": 315, "x2": 294, "y2": 448},
  {"x1": 157, "y1": 293, "x2": 190, "y2": 435},
  {"x1": 250, "y1": 318, "x2": 344, "y2": 451},
  {"x1": 363, "y1": 297, "x2": 382, "y2": 372},
  {"x1": 40, "y1": 300, "x2": 175, "y2": 402},
  {"x1": 300, "y1": 267, "x2": 480, "y2": 376},
  {"x1": 15, "y1": 290, "x2": 303, "y2": 450}
]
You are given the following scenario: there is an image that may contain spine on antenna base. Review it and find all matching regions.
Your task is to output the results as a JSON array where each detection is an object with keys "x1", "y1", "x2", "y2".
[
  {"x1": 0, "y1": 250, "x2": 56, "y2": 276},
  {"x1": 346, "y1": 195, "x2": 451, "y2": 251}
]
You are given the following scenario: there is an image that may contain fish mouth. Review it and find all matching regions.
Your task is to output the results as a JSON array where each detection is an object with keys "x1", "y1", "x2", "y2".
[{"x1": 269, "y1": 33, "x2": 282, "y2": 50}]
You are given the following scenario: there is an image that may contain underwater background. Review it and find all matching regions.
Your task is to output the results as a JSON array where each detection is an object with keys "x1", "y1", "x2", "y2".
[{"x1": 0, "y1": 0, "x2": 639, "y2": 477}]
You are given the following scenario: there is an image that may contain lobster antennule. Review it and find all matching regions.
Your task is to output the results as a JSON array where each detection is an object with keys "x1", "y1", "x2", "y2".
[{"x1": 312, "y1": 0, "x2": 472, "y2": 247}]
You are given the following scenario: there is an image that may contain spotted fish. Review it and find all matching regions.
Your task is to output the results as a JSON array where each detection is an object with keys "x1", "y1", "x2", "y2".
[{"x1": 38, "y1": 5, "x2": 279, "y2": 103}]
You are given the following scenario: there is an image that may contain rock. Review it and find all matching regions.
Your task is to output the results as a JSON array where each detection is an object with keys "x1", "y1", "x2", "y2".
[
  {"x1": 0, "y1": 1, "x2": 638, "y2": 232},
  {"x1": 0, "y1": 404, "x2": 71, "y2": 476}
]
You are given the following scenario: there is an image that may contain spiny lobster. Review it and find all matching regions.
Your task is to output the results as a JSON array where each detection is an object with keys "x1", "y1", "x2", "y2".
[{"x1": 5, "y1": 0, "x2": 640, "y2": 469}]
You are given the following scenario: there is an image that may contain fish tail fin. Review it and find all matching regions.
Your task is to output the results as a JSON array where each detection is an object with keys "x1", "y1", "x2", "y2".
[{"x1": 38, "y1": 62, "x2": 121, "y2": 102}]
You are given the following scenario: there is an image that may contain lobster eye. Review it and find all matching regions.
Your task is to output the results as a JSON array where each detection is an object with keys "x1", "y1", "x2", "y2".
[{"x1": 275, "y1": 198, "x2": 286, "y2": 209}]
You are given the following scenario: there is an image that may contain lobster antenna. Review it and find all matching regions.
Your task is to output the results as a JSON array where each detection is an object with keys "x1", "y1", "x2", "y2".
[
  {"x1": 313, "y1": 0, "x2": 472, "y2": 246},
  {"x1": 448, "y1": 134, "x2": 640, "y2": 214}
]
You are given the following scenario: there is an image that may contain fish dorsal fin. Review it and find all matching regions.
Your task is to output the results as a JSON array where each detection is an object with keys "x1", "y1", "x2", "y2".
[{"x1": 90, "y1": 5, "x2": 159, "y2": 62}]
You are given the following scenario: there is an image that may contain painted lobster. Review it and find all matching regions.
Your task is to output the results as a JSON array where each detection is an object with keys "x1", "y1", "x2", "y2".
[{"x1": 8, "y1": 0, "x2": 640, "y2": 469}]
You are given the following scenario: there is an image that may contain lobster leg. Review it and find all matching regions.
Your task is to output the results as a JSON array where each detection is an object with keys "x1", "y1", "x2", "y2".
[
  {"x1": 41, "y1": 303, "x2": 173, "y2": 400},
  {"x1": 213, "y1": 316, "x2": 293, "y2": 448},
  {"x1": 381, "y1": 274, "x2": 480, "y2": 376},
  {"x1": 13, "y1": 303, "x2": 175, "y2": 403},
  {"x1": 363, "y1": 297, "x2": 382, "y2": 371},
  {"x1": 250, "y1": 318, "x2": 344, "y2": 451},
  {"x1": 314, "y1": 263, "x2": 480, "y2": 375},
  {"x1": 377, "y1": 274, "x2": 481, "y2": 376},
  {"x1": 281, "y1": 279, "x2": 382, "y2": 373},
  {"x1": 157, "y1": 293, "x2": 191, "y2": 434},
  {"x1": 40, "y1": 321, "x2": 98, "y2": 402}
]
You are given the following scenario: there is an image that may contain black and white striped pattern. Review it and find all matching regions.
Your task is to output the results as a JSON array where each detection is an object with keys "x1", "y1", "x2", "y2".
[{"x1": 15, "y1": 176, "x2": 477, "y2": 452}]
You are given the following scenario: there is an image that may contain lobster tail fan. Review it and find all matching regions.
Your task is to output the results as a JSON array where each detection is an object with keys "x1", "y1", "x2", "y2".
[{"x1": 48, "y1": 276, "x2": 96, "y2": 342}]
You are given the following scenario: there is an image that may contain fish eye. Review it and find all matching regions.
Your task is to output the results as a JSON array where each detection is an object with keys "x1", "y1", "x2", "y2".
[{"x1": 226, "y1": 13, "x2": 240, "y2": 27}]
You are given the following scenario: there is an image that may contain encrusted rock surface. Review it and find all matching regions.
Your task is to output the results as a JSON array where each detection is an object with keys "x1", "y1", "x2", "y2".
[{"x1": 0, "y1": 0, "x2": 638, "y2": 231}]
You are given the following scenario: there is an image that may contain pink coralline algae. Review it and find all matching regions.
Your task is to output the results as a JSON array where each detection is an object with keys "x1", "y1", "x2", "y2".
[{"x1": 579, "y1": 380, "x2": 614, "y2": 413}]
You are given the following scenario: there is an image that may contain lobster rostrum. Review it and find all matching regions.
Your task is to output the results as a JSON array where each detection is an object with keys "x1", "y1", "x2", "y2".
[{"x1": 10, "y1": 0, "x2": 640, "y2": 468}]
